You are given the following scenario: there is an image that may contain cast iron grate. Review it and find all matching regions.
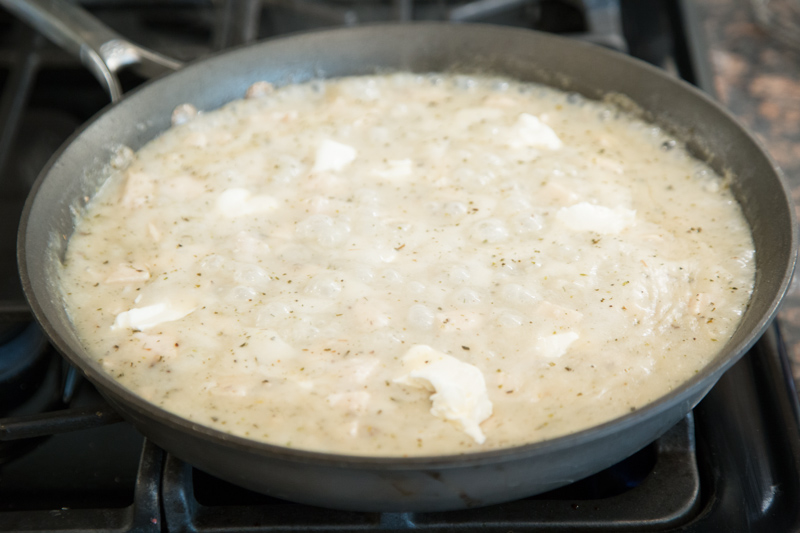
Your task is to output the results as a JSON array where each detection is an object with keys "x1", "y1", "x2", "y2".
[
  {"x1": 5, "y1": 326, "x2": 800, "y2": 532},
  {"x1": 161, "y1": 417, "x2": 697, "y2": 532}
]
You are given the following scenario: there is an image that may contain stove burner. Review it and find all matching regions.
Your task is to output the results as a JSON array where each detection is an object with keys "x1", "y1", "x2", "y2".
[
  {"x1": 167, "y1": 418, "x2": 695, "y2": 530},
  {"x1": 0, "y1": 328, "x2": 64, "y2": 466},
  {"x1": 0, "y1": 323, "x2": 50, "y2": 416}
]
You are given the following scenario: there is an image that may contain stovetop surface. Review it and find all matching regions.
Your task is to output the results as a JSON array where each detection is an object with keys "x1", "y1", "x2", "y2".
[
  {"x1": 2, "y1": 0, "x2": 800, "y2": 531},
  {"x1": 1, "y1": 326, "x2": 799, "y2": 531}
]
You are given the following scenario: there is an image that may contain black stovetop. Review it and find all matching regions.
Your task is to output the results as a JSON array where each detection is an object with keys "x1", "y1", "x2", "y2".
[
  {"x1": 1, "y1": 0, "x2": 800, "y2": 531},
  {"x1": 2, "y1": 325, "x2": 799, "y2": 531}
]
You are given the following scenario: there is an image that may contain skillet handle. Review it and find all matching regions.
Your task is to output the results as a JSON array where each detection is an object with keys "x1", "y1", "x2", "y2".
[{"x1": 0, "y1": 0, "x2": 183, "y2": 102}]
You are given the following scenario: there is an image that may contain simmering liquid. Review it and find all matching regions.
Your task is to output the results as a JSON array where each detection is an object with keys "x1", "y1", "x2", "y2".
[{"x1": 60, "y1": 74, "x2": 755, "y2": 456}]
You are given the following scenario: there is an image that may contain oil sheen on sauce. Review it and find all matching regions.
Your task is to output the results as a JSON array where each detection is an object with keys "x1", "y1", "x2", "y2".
[{"x1": 59, "y1": 74, "x2": 755, "y2": 457}]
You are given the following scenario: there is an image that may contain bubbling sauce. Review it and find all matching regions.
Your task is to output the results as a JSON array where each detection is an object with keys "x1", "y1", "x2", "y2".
[{"x1": 60, "y1": 74, "x2": 755, "y2": 456}]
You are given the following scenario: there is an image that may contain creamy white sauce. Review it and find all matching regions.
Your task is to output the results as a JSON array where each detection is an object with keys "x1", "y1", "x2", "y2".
[{"x1": 60, "y1": 73, "x2": 755, "y2": 457}]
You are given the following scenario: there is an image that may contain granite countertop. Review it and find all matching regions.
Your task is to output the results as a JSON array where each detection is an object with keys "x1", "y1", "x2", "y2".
[{"x1": 698, "y1": 0, "x2": 800, "y2": 383}]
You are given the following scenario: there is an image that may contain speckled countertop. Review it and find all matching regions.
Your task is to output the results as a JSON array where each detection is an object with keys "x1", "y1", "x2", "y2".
[{"x1": 697, "y1": 0, "x2": 800, "y2": 383}]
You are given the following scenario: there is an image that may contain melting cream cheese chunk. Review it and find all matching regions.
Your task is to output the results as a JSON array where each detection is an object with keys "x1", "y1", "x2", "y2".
[
  {"x1": 112, "y1": 302, "x2": 195, "y2": 331},
  {"x1": 59, "y1": 74, "x2": 755, "y2": 457},
  {"x1": 395, "y1": 345, "x2": 493, "y2": 444},
  {"x1": 512, "y1": 113, "x2": 563, "y2": 149},
  {"x1": 556, "y1": 202, "x2": 636, "y2": 234},
  {"x1": 216, "y1": 188, "x2": 279, "y2": 217},
  {"x1": 312, "y1": 139, "x2": 358, "y2": 173}
]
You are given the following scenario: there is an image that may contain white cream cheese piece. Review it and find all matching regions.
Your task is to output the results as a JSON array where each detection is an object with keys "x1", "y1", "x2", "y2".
[
  {"x1": 394, "y1": 345, "x2": 493, "y2": 444},
  {"x1": 535, "y1": 331, "x2": 580, "y2": 359},
  {"x1": 112, "y1": 302, "x2": 195, "y2": 331},
  {"x1": 216, "y1": 188, "x2": 279, "y2": 217},
  {"x1": 555, "y1": 202, "x2": 636, "y2": 234},
  {"x1": 312, "y1": 139, "x2": 358, "y2": 173},
  {"x1": 512, "y1": 113, "x2": 563, "y2": 150}
]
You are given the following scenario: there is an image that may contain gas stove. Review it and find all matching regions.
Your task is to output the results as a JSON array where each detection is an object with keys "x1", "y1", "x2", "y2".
[{"x1": 1, "y1": 1, "x2": 800, "y2": 531}]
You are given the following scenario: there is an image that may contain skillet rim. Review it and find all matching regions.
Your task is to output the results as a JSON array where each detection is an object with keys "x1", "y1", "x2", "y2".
[{"x1": 17, "y1": 21, "x2": 798, "y2": 469}]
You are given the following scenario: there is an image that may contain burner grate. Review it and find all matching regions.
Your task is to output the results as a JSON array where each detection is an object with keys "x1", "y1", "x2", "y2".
[
  {"x1": 0, "y1": 438, "x2": 162, "y2": 532},
  {"x1": 3, "y1": 327, "x2": 800, "y2": 531},
  {"x1": 160, "y1": 418, "x2": 699, "y2": 531}
]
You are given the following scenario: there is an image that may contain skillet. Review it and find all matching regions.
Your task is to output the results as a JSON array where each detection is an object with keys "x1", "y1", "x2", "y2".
[{"x1": 8, "y1": 0, "x2": 797, "y2": 511}]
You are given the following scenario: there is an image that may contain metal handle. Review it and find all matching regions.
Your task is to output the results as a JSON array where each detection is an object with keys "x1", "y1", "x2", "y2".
[
  {"x1": 0, "y1": 0, "x2": 183, "y2": 102},
  {"x1": 0, "y1": 405, "x2": 123, "y2": 440}
]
